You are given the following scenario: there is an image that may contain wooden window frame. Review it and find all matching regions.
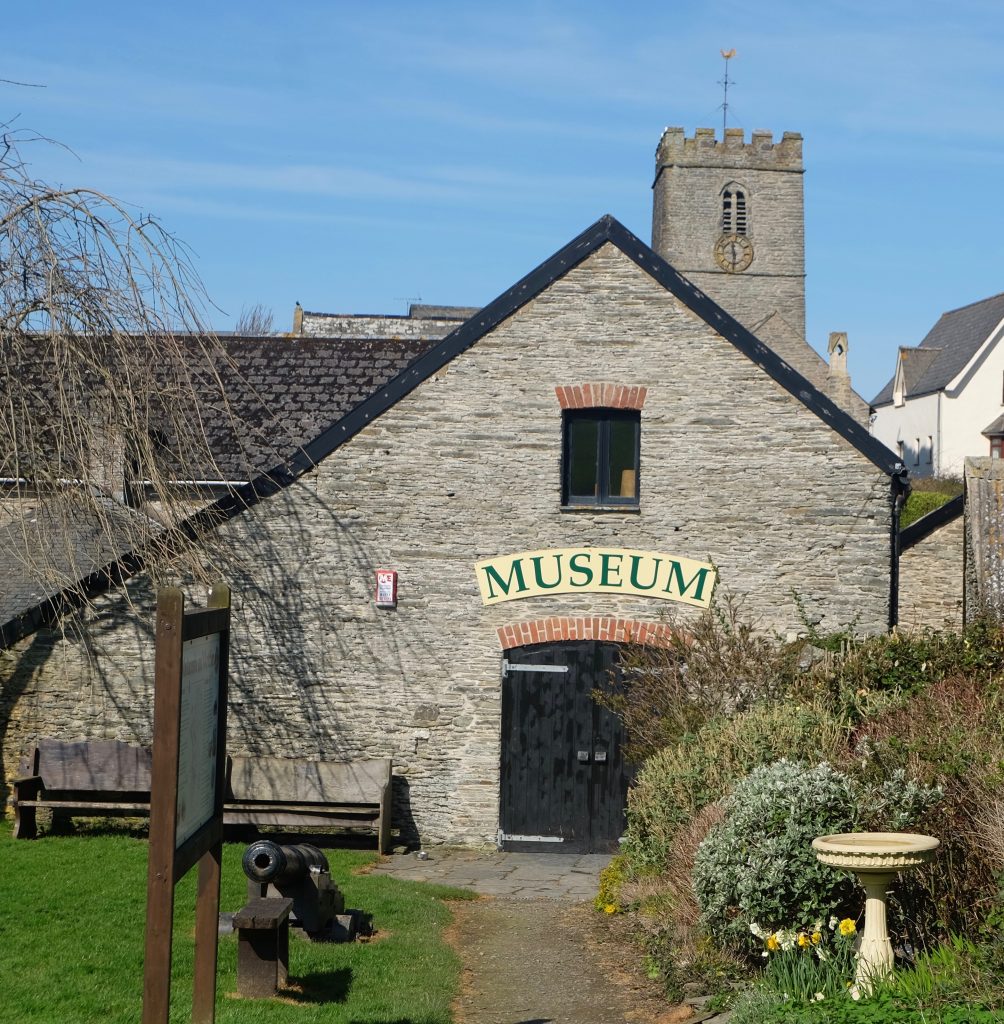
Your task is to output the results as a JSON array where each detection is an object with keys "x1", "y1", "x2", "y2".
[{"x1": 561, "y1": 408, "x2": 640, "y2": 508}]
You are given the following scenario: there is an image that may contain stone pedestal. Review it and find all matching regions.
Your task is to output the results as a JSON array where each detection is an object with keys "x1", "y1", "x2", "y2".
[
  {"x1": 233, "y1": 896, "x2": 294, "y2": 998},
  {"x1": 813, "y1": 832, "x2": 940, "y2": 994}
]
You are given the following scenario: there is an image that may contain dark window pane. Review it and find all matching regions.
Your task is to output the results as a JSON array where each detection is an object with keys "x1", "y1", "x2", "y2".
[
  {"x1": 606, "y1": 418, "x2": 638, "y2": 498},
  {"x1": 568, "y1": 418, "x2": 599, "y2": 498}
]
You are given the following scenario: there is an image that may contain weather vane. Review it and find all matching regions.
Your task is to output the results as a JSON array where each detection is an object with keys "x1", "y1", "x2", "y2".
[{"x1": 719, "y1": 49, "x2": 736, "y2": 134}]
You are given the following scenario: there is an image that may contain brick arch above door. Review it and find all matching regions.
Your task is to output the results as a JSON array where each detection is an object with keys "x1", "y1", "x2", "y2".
[{"x1": 496, "y1": 616, "x2": 677, "y2": 650}]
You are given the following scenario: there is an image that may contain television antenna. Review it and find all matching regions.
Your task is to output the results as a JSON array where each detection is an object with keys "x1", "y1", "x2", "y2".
[
  {"x1": 395, "y1": 295, "x2": 422, "y2": 313},
  {"x1": 719, "y1": 49, "x2": 736, "y2": 133}
]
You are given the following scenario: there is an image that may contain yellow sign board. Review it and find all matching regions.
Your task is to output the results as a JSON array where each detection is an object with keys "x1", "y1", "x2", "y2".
[{"x1": 474, "y1": 548, "x2": 716, "y2": 608}]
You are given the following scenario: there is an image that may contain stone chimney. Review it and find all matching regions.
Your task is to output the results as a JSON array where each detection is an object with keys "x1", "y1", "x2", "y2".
[{"x1": 827, "y1": 332, "x2": 853, "y2": 411}]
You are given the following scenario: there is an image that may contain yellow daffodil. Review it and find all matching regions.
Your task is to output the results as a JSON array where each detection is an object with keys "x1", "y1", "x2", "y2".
[
  {"x1": 766, "y1": 933, "x2": 780, "y2": 952},
  {"x1": 797, "y1": 933, "x2": 810, "y2": 948},
  {"x1": 839, "y1": 918, "x2": 857, "y2": 936},
  {"x1": 811, "y1": 931, "x2": 822, "y2": 945}
]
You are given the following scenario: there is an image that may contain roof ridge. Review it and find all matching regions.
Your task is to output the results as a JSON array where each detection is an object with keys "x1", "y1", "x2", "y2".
[{"x1": 939, "y1": 290, "x2": 1004, "y2": 317}]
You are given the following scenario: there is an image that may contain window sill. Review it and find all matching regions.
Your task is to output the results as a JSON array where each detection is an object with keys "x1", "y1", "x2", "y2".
[{"x1": 560, "y1": 504, "x2": 641, "y2": 514}]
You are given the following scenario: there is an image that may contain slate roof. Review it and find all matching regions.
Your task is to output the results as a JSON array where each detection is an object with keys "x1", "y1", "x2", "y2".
[
  {"x1": 0, "y1": 500, "x2": 147, "y2": 642},
  {"x1": 2, "y1": 214, "x2": 903, "y2": 650},
  {"x1": 873, "y1": 292, "x2": 1004, "y2": 406},
  {"x1": 982, "y1": 414, "x2": 1004, "y2": 437},
  {"x1": 173, "y1": 334, "x2": 434, "y2": 479}
]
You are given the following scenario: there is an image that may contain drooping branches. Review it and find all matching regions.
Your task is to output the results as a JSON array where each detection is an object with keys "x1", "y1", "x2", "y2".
[{"x1": 0, "y1": 125, "x2": 270, "y2": 626}]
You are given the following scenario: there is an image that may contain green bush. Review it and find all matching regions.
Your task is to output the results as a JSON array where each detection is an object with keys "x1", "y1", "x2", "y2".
[
  {"x1": 692, "y1": 760, "x2": 861, "y2": 952},
  {"x1": 900, "y1": 490, "x2": 954, "y2": 528},
  {"x1": 795, "y1": 620, "x2": 1004, "y2": 719},
  {"x1": 622, "y1": 701, "x2": 848, "y2": 871},
  {"x1": 693, "y1": 759, "x2": 942, "y2": 955},
  {"x1": 595, "y1": 587, "x2": 801, "y2": 763}
]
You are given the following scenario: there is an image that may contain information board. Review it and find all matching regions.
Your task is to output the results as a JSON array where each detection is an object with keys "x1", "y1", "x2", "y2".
[{"x1": 176, "y1": 633, "x2": 222, "y2": 848}]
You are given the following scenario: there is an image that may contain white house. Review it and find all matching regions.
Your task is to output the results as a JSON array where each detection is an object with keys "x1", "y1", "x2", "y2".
[{"x1": 871, "y1": 292, "x2": 1004, "y2": 477}]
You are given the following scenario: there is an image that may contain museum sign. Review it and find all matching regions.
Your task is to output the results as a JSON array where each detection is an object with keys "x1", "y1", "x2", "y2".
[{"x1": 474, "y1": 547, "x2": 716, "y2": 608}]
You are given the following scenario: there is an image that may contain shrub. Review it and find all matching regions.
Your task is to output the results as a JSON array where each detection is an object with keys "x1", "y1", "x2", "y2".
[
  {"x1": 793, "y1": 621, "x2": 1004, "y2": 719},
  {"x1": 900, "y1": 490, "x2": 953, "y2": 528},
  {"x1": 594, "y1": 854, "x2": 629, "y2": 914},
  {"x1": 595, "y1": 588, "x2": 800, "y2": 763},
  {"x1": 622, "y1": 701, "x2": 848, "y2": 871},
  {"x1": 692, "y1": 760, "x2": 861, "y2": 952}
]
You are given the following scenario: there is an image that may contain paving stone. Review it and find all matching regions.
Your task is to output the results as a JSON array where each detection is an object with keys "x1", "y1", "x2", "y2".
[{"x1": 372, "y1": 848, "x2": 604, "y2": 901}]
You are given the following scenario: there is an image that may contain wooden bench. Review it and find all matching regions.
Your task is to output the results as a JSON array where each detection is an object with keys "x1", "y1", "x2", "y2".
[
  {"x1": 224, "y1": 756, "x2": 392, "y2": 854},
  {"x1": 11, "y1": 741, "x2": 393, "y2": 852},
  {"x1": 11, "y1": 738, "x2": 152, "y2": 839}
]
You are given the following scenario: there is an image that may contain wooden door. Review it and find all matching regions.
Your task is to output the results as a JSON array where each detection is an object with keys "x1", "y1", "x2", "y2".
[{"x1": 499, "y1": 640, "x2": 630, "y2": 853}]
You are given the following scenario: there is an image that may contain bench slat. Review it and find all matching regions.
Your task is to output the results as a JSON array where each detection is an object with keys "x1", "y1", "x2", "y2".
[
  {"x1": 35, "y1": 738, "x2": 152, "y2": 792},
  {"x1": 16, "y1": 799, "x2": 150, "y2": 810},
  {"x1": 223, "y1": 809, "x2": 381, "y2": 828},
  {"x1": 227, "y1": 756, "x2": 390, "y2": 805},
  {"x1": 224, "y1": 801, "x2": 378, "y2": 814}
]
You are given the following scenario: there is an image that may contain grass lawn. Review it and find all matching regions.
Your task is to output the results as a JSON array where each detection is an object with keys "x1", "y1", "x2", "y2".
[{"x1": 0, "y1": 822, "x2": 473, "y2": 1023}]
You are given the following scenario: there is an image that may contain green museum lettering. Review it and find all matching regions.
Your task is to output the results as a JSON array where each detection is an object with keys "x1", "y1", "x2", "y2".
[
  {"x1": 665, "y1": 562, "x2": 712, "y2": 601},
  {"x1": 629, "y1": 554, "x2": 662, "y2": 591},
  {"x1": 568, "y1": 552, "x2": 594, "y2": 587},
  {"x1": 599, "y1": 552, "x2": 623, "y2": 587},
  {"x1": 530, "y1": 554, "x2": 564, "y2": 590},
  {"x1": 482, "y1": 560, "x2": 530, "y2": 600}
]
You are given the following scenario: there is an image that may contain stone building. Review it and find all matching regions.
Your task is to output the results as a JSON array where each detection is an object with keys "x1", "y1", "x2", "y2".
[{"x1": 2, "y1": 129, "x2": 905, "y2": 851}]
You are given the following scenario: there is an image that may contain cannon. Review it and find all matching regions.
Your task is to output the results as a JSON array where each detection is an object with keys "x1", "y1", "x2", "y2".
[{"x1": 242, "y1": 840, "x2": 345, "y2": 937}]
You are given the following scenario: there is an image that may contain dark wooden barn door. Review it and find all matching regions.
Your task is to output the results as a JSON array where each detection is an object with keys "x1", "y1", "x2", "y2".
[{"x1": 499, "y1": 640, "x2": 630, "y2": 853}]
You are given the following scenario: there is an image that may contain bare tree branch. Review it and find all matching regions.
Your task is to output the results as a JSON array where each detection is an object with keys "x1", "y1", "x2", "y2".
[{"x1": 0, "y1": 123, "x2": 279, "y2": 626}]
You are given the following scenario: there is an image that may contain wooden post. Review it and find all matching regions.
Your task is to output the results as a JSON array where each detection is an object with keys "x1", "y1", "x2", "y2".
[
  {"x1": 142, "y1": 584, "x2": 231, "y2": 1024},
  {"x1": 143, "y1": 588, "x2": 184, "y2": 1024},
  {"x1": 191, "y1": 584, "x2": 231, "y2": 1023}
]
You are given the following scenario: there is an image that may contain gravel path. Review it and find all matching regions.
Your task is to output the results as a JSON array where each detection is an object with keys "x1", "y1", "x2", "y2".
[{"x1": 448, "y1": 897, "x2": 687, "y2": 1024}]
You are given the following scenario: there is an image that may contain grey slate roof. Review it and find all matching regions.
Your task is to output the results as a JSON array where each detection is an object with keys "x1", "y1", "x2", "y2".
[
  {"x1": 982, "y1": 413, "x2": 1004, "y2": 437},
  {"x1": 182, "y1": 334, "x2": 434, "y2": 479},
  {"x1": 0, "y1": 500, "x2": 143, "y2": 637},
  {"x1": 873, "y1": 291, "x2": 1004, "y2": 406}
]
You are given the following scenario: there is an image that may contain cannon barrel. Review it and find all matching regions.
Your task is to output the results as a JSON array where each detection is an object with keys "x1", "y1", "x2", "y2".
[{"x1": 242, "y1": 841, "x2": 330, "y2": 885}]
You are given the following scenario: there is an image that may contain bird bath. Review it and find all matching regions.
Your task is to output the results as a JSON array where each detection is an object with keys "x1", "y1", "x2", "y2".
[{"x1": 812, "y1": 832, "x2": 939, "y2": 991}]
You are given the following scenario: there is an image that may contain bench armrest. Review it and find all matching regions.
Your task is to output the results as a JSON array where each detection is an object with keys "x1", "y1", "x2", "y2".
[{"x1": 12, "y1": 775, "x2": 43, "y2": 800}]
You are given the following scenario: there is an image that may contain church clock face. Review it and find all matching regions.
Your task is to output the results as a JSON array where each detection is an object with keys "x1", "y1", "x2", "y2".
[{"x1": 714, "y1": 233, "x2": 754, "y2": 274}]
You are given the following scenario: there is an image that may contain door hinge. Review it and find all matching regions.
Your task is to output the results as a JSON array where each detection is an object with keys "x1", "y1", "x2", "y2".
[
  {"x1": 498, "y1": 832, "x2": 565, "y2": 843},
  {"x1": 501, "y1": 659, "x2": 569, "y2": 678}
]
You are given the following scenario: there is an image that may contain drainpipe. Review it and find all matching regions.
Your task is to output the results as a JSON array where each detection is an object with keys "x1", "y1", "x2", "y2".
[{"x1": 889, "y1": 463, "x2": 911, "y2": 630}]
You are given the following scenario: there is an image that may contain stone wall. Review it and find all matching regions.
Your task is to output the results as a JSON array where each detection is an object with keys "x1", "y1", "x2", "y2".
[
  {"x1": 965, "y1": 458, "x2": 1004, "y2": 621},
  {"x1": 899, "y1": 515, "x2": 964, "y2": 630},
  {"x1": 299, "y1": 304, "x2": 479, "y2": 340},
  {"x1": 1, "y1": 244, "x2": 893, "y2": 847}
]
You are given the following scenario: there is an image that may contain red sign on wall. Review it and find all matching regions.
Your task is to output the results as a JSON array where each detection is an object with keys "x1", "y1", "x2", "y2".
[{"x1": 375, "y1": 570, "x2": 398, "y2": 608}]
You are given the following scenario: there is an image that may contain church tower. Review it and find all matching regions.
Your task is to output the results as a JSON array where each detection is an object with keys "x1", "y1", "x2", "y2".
[{"x1": 652, "y1": 126, "x2": 806, "y2": 340}]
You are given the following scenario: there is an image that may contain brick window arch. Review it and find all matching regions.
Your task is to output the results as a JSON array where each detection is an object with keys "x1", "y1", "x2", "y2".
[
  {"x1": 554, "y1": 383, "x2": 647, "y2": 411},
  {"x1": 496, "y1": 617, "x2": 679, "y2": 650}
]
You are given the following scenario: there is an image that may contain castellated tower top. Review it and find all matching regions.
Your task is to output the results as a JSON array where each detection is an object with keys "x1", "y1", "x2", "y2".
[
  {"x1": 651, "y1": 124, "x2": 806, "y2": 344},
  {"x1": 654, "y1": 126, "x2": 803, "y2": 176}
]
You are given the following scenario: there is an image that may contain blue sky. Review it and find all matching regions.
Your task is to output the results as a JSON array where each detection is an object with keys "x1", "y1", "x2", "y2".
[{"x1": 5, "y1": 1, "x2": 1003, "y2": 401}]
